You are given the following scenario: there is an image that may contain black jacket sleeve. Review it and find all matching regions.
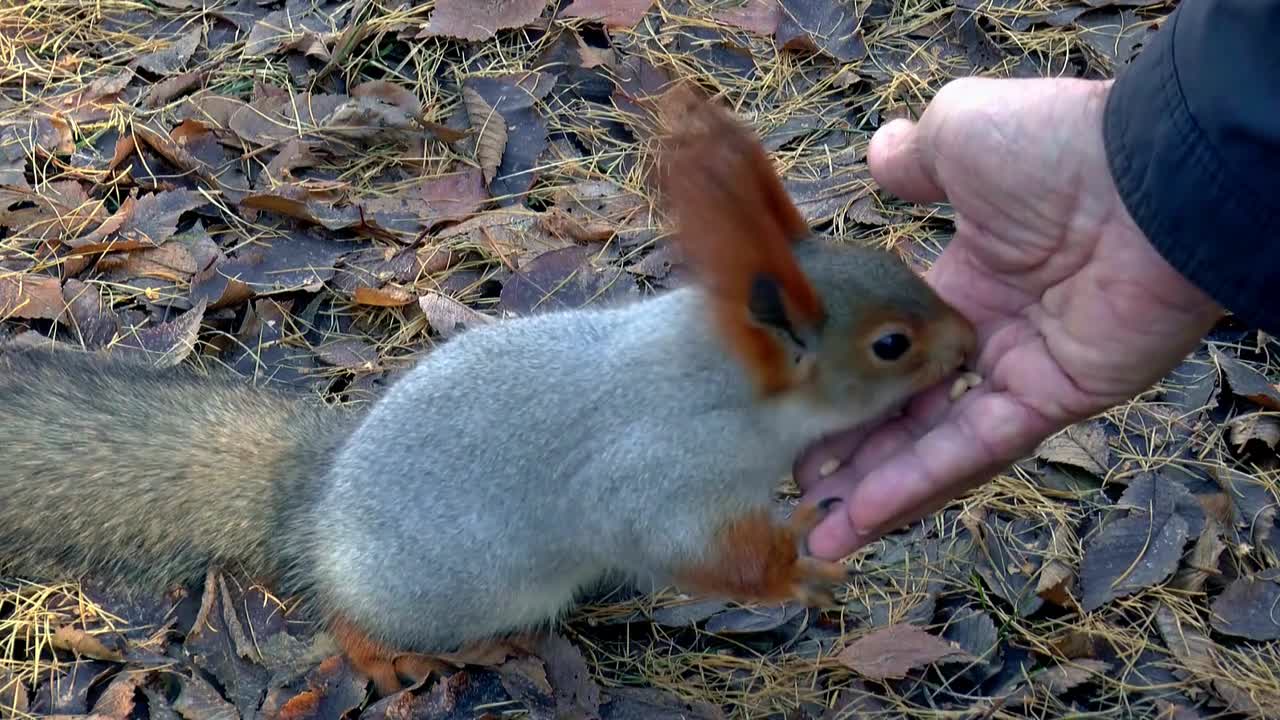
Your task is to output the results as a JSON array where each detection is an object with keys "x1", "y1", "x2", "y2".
[{"x1": 1103, "y1": 0, "x2": 1280, "y2": 335}]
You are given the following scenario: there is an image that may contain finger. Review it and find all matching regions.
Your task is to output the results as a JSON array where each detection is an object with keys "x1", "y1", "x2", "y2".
[
  {"x1": 805, "y1": 393, "x2": 1048, "y2": 559},
  {"x1": 868, "y1": 118, "x2": 946, "y2": 204}
]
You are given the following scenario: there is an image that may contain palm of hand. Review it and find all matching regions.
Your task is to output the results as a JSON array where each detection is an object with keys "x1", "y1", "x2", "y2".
[{"x1": 798, "y1": 77, "x2": 1222, "y2": 559}]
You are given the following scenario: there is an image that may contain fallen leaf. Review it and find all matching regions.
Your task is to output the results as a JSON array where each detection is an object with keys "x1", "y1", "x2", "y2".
[
  {"x1": 1209, "y1": 572, "x2": 1280, "y2": 641},
  {"x1": 837, "y1": 624, "x2": 974, "y2": 680},
  {"x1": 419, "y1": 291, "x2": 495, "y2": 339},
  {"x1": 314, "y1": 338, "x2": 378, "y2": 370},
  {"x1": 350, "y1": 79, "x2": 422, "y2": 117},
  {"x1": 1035, "y1": 659, "x2": 1110, "y2": 693},
  {"x1": 1079, "y1": 485, "x2": 1190, "y2": 612},
  {"x1": 600, "y1": 687, "x2": 727, "y2": 719},
  {"x1": 1227, "y1": 412, "x2": 1280, "y2": 452},
  {"x1": 50, "y1": 625, "x2": 126, "y2": 662},
  {"x1": 714, "y1": 0, "x2": 781, "y2": 35},
  {"x1": 1171, "y1": 519, "x2": 1226, "y2": 593},
  {"x1": 1156, "y1": 603, "x2": 1280, "y2": 718},
  {"x1": 352, "y1": 285, "x2": 416, "y2": 307},
  {"x1": 137, "y1": 26, "x2": 202, "y2": 75},
  {"x1": 361, "y1": 668, "x2": 512, "y2": 719},
  {"x1": 561, "y1": 0, "x2": 655, "y2": 28},
  {"x1": 437, "y1": 208, "x2": 574, "y2": 264},
  {"x1": 534, "y1": 633, "x2": 602, "y2": 720},
  {"x1": 1036, "y1": 420, "x2": 1112, "y2": 477},
  {"x1": 1, "y1": 180, "x2": 105, "y2": 240},
  {"x1": 942, "y1": 604, "x2": 998, "y2": 666},
  {"x1": 172, "y1": 670, "x2": 240, "y2": 720},
  {"x1": 463, "y1": 87, "x2": 508, "y2": 187},
  {"x1": 972, "y1": 516, "x2": 1048, "y2": 617},
  {"x1": 498, "y1": 244, "x2": 635, "y2": 315},
  {"x1": 705, "y1": 603, "x2": 806, "y2": 635},
  {"x1": 1211, "y1": 466, "x2": 1279, "y2": 547},
  {"x1": 1162, "y1": 353, "x2": 1220, "y2": 416},
  {"x1": 0, "y1": 670, "x2": 29, "y2": 716},
  {"x1": 1213, "y1": 346, "x2": 1280, "y2": 411},
  {"x1": 110, "y1": 299, "x2": 206, "y2": 368},
  {"x1": 419, "y1": 0, "x2": 551, "y2": 41},
  {"x1": 46, "y1": 70, "x2": 134, "y2": 123},
  {"x1": 273, "y1": 655, "x2": 365, "y2": 720},
  {"x1": 461, "y1": 73, "x2": 554, "y2": 202},
  {"x1": 776, "y1": 0, "x2": 867, "y2": 62},
  {"x1": 1037, "y1": 526, "x2": 1078, "y2": 607},
  {"x1": 90, "y1": 672, "x2": 140, "y2": 719},
  {"x1": 114, "y1": 190, "x2": 207, "y2": 247},
  {"x1": 191, "y1": 230, "x2": 346, "y2": 308},
  {"x1": 0, "y1": 274, "x2": 65, "y2": 320},
  {"x1": 244, "y1": 7, "x2": 334, "y2": 59},
  {"x1": 650, "y1": 598, "x2": 730, "y2": 627}
]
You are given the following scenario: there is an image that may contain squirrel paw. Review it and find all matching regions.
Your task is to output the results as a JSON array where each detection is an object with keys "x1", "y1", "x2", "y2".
[
  {"x1": 672, "y1": 499, "x2": 850, "y2": 609},
  {"x1": 784, "y1": 499, "x2": 851, "y2": 607}
]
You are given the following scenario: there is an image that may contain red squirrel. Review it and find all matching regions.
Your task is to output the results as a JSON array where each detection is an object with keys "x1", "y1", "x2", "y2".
[{"x1": 0, "y1": 85, "x2": 977, "y2": 695}]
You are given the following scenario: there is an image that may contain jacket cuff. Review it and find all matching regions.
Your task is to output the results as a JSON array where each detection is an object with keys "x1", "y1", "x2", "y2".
[{"x1": 1102, "y1": 6, "x2": 1277, "y2": 334}]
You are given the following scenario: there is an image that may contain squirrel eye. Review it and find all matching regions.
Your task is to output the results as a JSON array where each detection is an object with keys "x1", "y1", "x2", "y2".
[{"x1": 871, "y1": 332, "x2": 912, "y2": 362}]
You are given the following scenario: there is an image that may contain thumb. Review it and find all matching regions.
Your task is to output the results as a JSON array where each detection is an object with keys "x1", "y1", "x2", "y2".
[{"x1": 868, "y1": 118, "x2": 946, "y2": 204}]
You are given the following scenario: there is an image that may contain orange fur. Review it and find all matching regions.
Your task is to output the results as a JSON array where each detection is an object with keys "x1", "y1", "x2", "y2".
[
  {"x1": 330, "y1": 615, "x2": 404, "y2": 697},
  {"x1": 655, "y1": 84, "x2": 826, "y2": 396},
  {"x1": 670, "y1": 504, "x2": 848, "y2": 606}
]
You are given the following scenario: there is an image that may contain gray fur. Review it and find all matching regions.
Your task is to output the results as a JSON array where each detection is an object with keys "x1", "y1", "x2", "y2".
[{"x1": 0, "y1": 237, "x2": 970, "y2": 657}]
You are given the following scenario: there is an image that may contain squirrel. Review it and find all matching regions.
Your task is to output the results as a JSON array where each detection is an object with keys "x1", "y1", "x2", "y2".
[{"x1": 0, "y1": 85, "x2": 977, "y2": 696}]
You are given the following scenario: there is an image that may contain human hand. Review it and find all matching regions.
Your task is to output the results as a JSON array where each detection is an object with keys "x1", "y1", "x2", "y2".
[{"x1": 796, "y1": 77, "x2": 1223, "y2": 559}]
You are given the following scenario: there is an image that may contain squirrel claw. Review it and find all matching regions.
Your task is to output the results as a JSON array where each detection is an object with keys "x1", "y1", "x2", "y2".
[{"x1": 792, "y1": 556, "x2": 848, "y2": 608}]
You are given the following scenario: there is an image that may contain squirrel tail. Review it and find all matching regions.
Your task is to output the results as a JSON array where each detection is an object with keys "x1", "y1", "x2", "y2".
[{"x1": 0, "y1": 347, "x2": 347, "y2": 593}]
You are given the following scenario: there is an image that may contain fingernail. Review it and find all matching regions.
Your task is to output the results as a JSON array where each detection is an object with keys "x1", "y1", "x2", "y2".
[{"x1": 818, "y1": 459, "x2": 840, "y2": 477}]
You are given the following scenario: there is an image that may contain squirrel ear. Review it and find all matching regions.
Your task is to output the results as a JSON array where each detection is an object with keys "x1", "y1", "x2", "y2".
[{"x1": 654, "y1": 83, "x2": 826, "y2": 395}]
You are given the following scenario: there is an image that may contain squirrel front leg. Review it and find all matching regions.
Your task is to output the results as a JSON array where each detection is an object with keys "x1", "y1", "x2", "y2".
[{"x1": 670, "y1": 499, "x2": 851, "y2": 607}]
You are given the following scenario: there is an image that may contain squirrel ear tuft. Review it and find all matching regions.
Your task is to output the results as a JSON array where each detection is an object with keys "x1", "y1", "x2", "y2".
[{"x1": 654, "y1": 83, "x2": 825, "y2": 395}]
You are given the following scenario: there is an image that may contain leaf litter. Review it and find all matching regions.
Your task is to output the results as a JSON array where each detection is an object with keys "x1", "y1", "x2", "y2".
[{"x1": 2, "y1": 0, "x2": 1279, "y2": 718}]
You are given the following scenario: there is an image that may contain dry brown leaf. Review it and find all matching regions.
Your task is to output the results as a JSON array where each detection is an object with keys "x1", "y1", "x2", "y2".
[
  {"x1": 350, "y1": 79, "x2": 422, "y2": 117},
  {"x1": 419, "y1": 291, "x2": 495, "y2": 339},
  {"x1": 1227, "y1": 412, "x2": 1280, "y2": 451},
  {"x1": 420, "y1": 0, "x2": 551, "y2": 40},
  {"x1": 837, "y1": 624, "x2": 974, "y2": 680},
  {"x1": 0, "y1": 274, "x2": 65, "y2": 320},
  {"x1": 91, "y1": 672, "x2": 140, "y2": 719},
  {"x1": 353, "y1": 285, "x2": 416, "y2": 307},
  {"x1": 142, "y1": 70, "x2": 207, "y2": 109},
  {"x1": 50, "y1": 625, "x2": 126, "y2": 662},
  {"x1": 1029, "y1": 658, "x2": 1111, "y2": 694},
  {"x1": 110, "y1": 299, "x2": 207, "y2": 368},
  {"x1": 315, "y1": 338, "x2": 379, "y2": 370},
  {"x1": 1079, "y1": 485, "x2": 1189, "y2": 612},
  {"x1": 462, "y1": 86, "x2": 507, "y2": 185},
  {"x1": 1209, "y1": 572, "x2": 1280, "y2": 641},
  {"x1": 1036, "y1": 420, "x2": 1111, "y2": 477},
  {"x1": 1213, "y1": 346, "x2": 1280, "y2": 411},
  {"x1": 436, "y1": 209, "x2": 573, "y2": 265},
  {"x1": 136, "y1": 26, "x2": 202, "y2": 75},
  {"x1": 1155, "y1": 603, "x2": 1280, "y2": 718},
  {"x1": 115, "y1": 190, "x2": 207, "y2": 247},
  {"x1": 714, "y1": 0, "x2": 781, "y2": 34},
  {"x1": 1172, "y1": 519, "x2": 1226, "y2": 593},
  {"x1": 561, "y1": 0, "x2": 655, "y2": 27},
  {"x1": 776, "y1": 0, "x2": 867, "y2": 62}
]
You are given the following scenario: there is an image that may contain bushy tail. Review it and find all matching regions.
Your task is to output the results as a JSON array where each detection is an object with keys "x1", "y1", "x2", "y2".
[{"x1": 0, "y1": 347, "x2": 348, "y2": 591}]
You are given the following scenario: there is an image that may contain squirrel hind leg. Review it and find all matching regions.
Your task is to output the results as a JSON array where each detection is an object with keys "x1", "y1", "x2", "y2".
[
  {"x1": 329, "y1": 615, "x2": 407, "y2": 697},
  {"x1": 669, "y1": 501, "x2": 849, "y2": 608}
]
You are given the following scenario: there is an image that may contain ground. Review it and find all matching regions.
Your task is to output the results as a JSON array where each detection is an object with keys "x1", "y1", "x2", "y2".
[{"x1": 1, "y1": 0, "x2": 1278, "y2": 718}]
